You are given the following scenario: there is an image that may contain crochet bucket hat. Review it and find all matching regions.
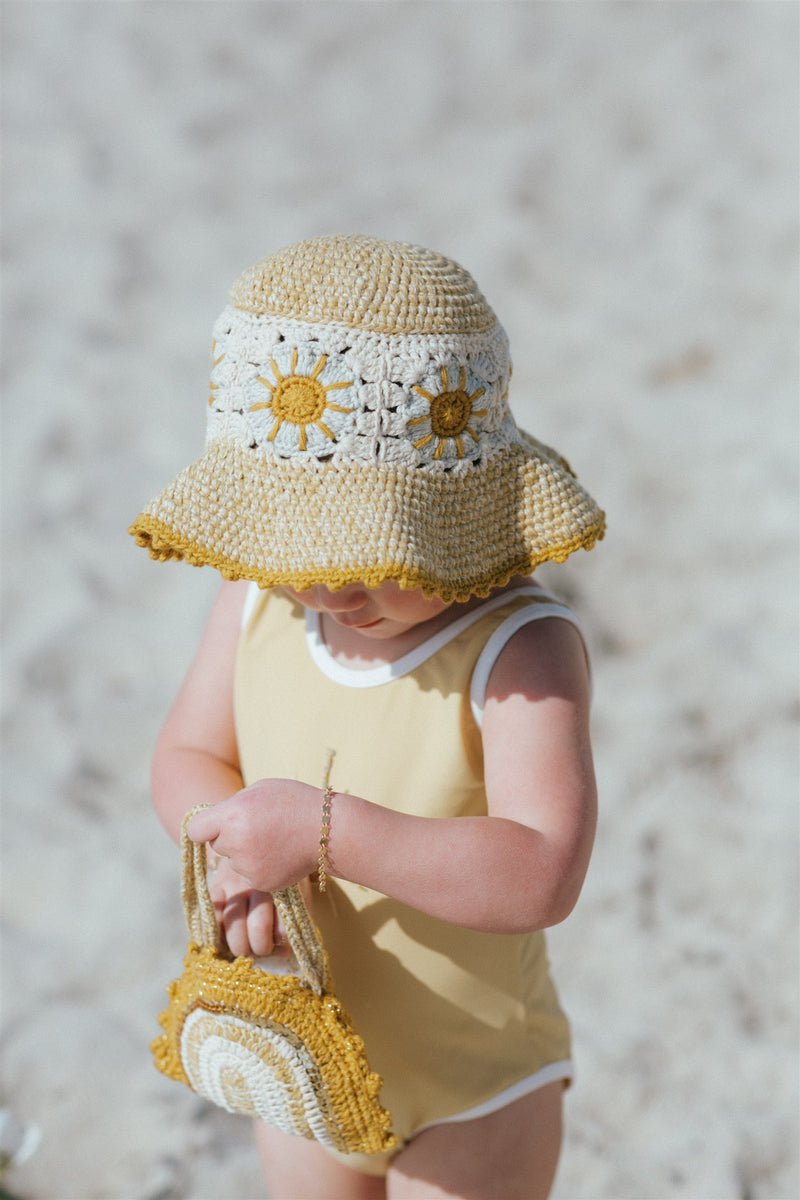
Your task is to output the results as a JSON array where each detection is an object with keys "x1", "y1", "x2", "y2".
[{"x1": 130, "y1": 235, "x2": 605, "y2": 602}]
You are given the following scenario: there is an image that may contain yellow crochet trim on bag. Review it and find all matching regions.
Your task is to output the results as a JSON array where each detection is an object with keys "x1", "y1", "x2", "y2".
[{"x1": 153, "y1": 943, "x2": 396, "y2": 1155}]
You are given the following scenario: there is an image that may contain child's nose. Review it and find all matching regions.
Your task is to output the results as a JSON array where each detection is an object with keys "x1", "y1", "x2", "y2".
[{"x1": 314, "y1": 584, "x2": 367, "y2": 612}]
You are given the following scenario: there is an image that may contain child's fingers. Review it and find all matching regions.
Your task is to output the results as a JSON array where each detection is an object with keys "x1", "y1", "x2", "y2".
[
  {"x1": 208, "y1": 867, "x2": 278, "y2": 958},
  {"x1": 246, "y1": 891, "x2": 276, "y2": 958},
  {"x1": 219, "y1": 890, "x2": 251, "y2": 957}
]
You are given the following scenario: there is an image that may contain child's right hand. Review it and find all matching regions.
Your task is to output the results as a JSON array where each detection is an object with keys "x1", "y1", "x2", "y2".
[{"x1": 208, "y1": 859, "x2": 312, "y2": 959}]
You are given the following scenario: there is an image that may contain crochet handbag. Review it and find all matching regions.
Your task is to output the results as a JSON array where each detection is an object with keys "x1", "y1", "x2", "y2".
[{"x1": 152, "y1": 806, "x2": 396, "y2": 1155}]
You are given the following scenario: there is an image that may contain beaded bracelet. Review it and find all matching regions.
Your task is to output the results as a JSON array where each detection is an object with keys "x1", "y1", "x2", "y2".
[{"x1": 317, "y1": 785, "x2": 334, "y2": 893}]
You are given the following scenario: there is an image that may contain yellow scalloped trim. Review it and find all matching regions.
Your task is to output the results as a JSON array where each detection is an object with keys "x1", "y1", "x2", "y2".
[{"x1": 131, "y1": 511, "x2": 601, "y2": 602}]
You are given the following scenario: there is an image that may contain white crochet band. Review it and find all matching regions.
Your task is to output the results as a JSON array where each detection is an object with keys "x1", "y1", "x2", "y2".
[{"x1": 205, "y1": 305, "x2": 514, "y2": 473}]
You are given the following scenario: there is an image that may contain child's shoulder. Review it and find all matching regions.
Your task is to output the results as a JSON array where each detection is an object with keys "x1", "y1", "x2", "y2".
[{"x1": 468, "y1": 578, "x2": 589, "y2": 717}]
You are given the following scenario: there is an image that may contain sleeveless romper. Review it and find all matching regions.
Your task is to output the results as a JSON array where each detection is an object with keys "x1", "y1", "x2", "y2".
[{"x1": 235, "y1": 585, "x2": 583, "y2": 1172}]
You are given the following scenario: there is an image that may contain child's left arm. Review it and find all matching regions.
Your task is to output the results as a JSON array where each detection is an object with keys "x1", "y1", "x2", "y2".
[
  {"x1": 187, "y1": 617, "x2": 596, "y2": 935},
  {"x1": 477, "y1": 615, "x2": 597, "y2": 928}
]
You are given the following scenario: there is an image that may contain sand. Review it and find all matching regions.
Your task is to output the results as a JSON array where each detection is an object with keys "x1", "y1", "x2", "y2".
[{"x1": 1, "y1": 3, "x2": 797, "y2": 1198}]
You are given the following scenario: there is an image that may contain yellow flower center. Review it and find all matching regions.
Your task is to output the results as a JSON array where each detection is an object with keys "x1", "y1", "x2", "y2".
[
  {"x1": 271, "y1": 376, "x2": 328, "y2": 425},
  {"x1": 429, "y1": 390, "x2": 474, "y2": 437}
]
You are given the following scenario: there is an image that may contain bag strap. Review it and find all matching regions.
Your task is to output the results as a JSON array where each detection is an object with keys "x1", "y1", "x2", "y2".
[{"x1": 179, "y1": 805, "x2": 329, "y2": 995}]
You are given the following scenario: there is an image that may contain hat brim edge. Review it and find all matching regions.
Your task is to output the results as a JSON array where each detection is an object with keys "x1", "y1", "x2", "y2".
[{"x1": 129, "y1": 512, "x2": 605, "y2": 605}]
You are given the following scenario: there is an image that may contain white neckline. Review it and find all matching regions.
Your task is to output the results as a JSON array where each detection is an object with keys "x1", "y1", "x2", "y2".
[{"x1": 305, "y1": 585, "x2": 559, "y2": 689}]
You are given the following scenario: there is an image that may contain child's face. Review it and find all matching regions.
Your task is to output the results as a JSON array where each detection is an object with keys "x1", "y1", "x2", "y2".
[{"x1": 282, "y1": 581, "x2": 450, "y2": 639}]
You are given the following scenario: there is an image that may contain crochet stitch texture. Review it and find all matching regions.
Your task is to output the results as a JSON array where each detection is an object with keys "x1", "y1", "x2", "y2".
[{"x1": 130, "y1": 235, "x2": 605, "y2": 600}]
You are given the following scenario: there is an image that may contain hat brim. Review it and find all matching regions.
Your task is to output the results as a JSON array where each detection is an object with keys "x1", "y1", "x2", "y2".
[{"x1": 129, "y1": 436, "x2": 605, "y2": 603}]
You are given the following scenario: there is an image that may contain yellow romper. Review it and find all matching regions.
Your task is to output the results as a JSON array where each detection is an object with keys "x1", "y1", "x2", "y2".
[{"x1": 235, "y1": 585, "x2": 582, "y2": 1171}]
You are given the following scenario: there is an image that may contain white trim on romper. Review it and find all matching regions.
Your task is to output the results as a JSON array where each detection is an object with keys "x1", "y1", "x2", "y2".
[
  {"x1": 302, "y1": 584, "x2": 581, "y2": 692},
  {"x1": 241, "y1": 580, "x2": 261, "y2": 630},
  {"x1": 412, "y1": 1059, "x2": 574, "y2": 1137}
]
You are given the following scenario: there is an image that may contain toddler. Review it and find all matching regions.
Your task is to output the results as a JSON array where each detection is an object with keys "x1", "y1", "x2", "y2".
[{"x1": 131, "y1": 234, "x2": 605, "y2": 1200}]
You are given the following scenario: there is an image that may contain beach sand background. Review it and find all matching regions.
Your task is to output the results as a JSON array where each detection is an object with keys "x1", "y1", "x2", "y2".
[{"x1": 1, "y1": 3, "x2": 797, "y2": 1198}]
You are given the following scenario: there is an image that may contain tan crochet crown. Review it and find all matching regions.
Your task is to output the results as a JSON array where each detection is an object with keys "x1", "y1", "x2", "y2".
[{"x1": 130, "y1": 235, "x2": 605, "y2": 601}]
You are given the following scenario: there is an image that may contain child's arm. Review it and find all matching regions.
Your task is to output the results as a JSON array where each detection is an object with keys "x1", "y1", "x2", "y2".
[
  {"x1": 188, "y1": 616, "x2": 597, "y2": 936},
  {"x1": 151, "y1": 579, "x2": 249, "y2": 841},
  {"x1": 152, "y1": 579, "x2": 289, "y2": 957}
]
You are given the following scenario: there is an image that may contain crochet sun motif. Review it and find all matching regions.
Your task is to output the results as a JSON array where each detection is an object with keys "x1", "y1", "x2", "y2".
[
  {"x1": 249, "y1": 347, "x2": 356, "y2": 453},
  {"x1": 409, "y1": 366, "x2": 488, "y2": 460}
]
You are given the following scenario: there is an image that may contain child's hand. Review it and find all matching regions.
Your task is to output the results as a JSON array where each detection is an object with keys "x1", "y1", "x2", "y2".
[
  {"x1": 208, "y1": 859, "x2": 313, "y2": 958},
  {"x1": 186, "y1": 778, "x2": 318, "y2": 895}
]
